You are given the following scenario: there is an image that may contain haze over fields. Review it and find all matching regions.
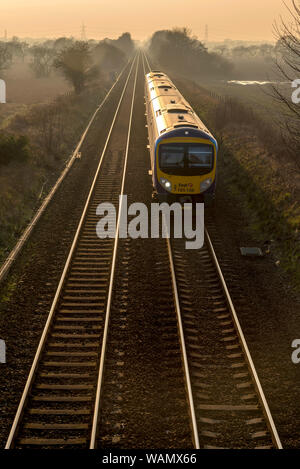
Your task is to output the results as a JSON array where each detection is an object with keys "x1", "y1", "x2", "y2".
[{"x1": 0, "y1": 0, "x2": 290, "y2": 41}]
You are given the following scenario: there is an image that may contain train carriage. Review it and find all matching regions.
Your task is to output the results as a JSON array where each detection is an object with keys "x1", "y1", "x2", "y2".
[{"x1": 145, "y1": 71, "x2": 218, "y2": 203}]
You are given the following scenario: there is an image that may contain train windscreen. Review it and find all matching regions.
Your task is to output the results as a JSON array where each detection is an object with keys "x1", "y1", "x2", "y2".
[{"x1": 159, "y1": 143, "x2": 213, "y2": 175}]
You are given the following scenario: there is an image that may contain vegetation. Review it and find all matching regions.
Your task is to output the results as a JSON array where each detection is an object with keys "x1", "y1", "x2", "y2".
[
  {"x1": 149, "y1": 28, "x2": 233, "y2": 79},
  {"x1": 30, "y1": 45, "x2": 55, "y2": 78},
  {"x1": 212, "y1": 43, "x2": 276, "y2": 61},
  {"x1": 54, "y1": 41, "x2": 99, "y2": 94},
  {"x1": 110, "y1": 32, "x2": 135, "y2": 57},
  {"x1": 175, "y1": 79, "x2": 300, "y2": 286},
  {"x1": 0, "y1": 84, "x2": 107, "y2": 260},
  {"x1": 0, "y1": 32, "x2": 132, "y2": 262},
  {"x1": 0, "y1": 134, "x2": 29, "y2": 165},
  {"x1": 0, "y1": 43, "x2": 12, "y2": 72},
  {"x1": 0, "y1": 32, "x2": 134, "y2": 85},
  {"x1": 272, "y1": 0, "x2": 300, "y2": 165},
  {"x1": 2, "y1": 20, "x2": 299, "y2": 285},
  {"x1": 92, "y1": 42, "x2": 126, "y2": 76}
]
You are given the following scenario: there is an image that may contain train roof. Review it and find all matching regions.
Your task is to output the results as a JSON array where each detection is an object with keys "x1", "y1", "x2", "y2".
[
  {"x1": 146, "y1": 71, "x2": 168, "y2": 81},
  {"x1": 145, "y1": 72, "x2": 213, "y2": 139}
]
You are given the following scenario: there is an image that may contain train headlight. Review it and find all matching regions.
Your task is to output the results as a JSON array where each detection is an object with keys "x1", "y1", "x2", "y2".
[
  {"x1": 200, "y1": 178, "x2": 212, "y2": 192},
  {"x1": 160, "y1": 177, "x2": 172, "y2": 192}
]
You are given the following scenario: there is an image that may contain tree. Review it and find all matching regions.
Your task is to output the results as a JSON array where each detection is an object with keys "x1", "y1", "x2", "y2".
[
  {"x1": 53, "y1": 37, "x2": 74, "y2": 51},
  {"x1": 101, "y1": 33, "x2": 135, "y2": 58},
  {"x1": 30, "y1": 45, "x2": 55, "y2": 77},
  {"x1": 6, "y1": 38, "x2": 28, "y2": 62},
  {"x1": 0, "y1": 43, "x2": 12, "y2": 73},
  {"x1": 213, "y1": 45, "x2": 229, "y2": 56},
  {"x1": 272, "y1": 0, "x2": 300, "y2": 160},
  {"x1": 113, "y1": 32, "x2": 135, "y2": 56},
  {"x1": 54, "y1": 41, "x2": 99, "y2": 94},
  {"x1": 92, "y1": 42, "x2": 125, "y2": 72},
  {"x1": 149, "y1": 28, "x2": 233, "y2": 79},
  {"x1": 259, "y1": 44, "x2": 275, "y2": 57},
  {"x1": 232, "y1": 45, "x2": 250, "y2": 58}
]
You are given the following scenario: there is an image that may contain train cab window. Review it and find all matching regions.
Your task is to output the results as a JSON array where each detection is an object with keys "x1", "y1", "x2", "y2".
[
  {"x1": 159, "y1": 143, "x2": 214, "y2": 175},
  {"x1": 160, "y1": 145, "x2": 185, "y2": 170},
  {"x1": 187, "y1": 144, "x2": 213, "y2": 171}
]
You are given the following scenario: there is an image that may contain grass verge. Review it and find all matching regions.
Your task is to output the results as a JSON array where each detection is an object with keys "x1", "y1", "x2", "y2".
[{"x1": 177, "y1": 78, "x2": 300, "y2": 288}]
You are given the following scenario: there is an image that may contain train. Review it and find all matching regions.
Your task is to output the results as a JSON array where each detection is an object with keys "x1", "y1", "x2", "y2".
[{"x1": 144, "y1": 71, "x2": 218, "y2": 203}]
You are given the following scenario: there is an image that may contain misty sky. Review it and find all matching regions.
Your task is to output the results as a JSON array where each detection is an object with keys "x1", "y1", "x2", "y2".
[{"x1": 0, "y1": 0, "x2": 290, "y2": 41}]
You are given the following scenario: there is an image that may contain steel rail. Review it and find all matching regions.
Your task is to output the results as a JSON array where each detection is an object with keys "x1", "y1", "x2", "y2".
[
  {"x1": 5, "y1": 54, "x2": 138, "y2": 449},
  {"x1": 141, "y1": 50, "x2": 147, "y2": 75},
  {"x1": 165, "y1": 232, "x2": 200, "y2": 449},
  {"x1": 0, "y1": 58, "x2": 131, "y2": 285},
  {"x1": 142, "y1": 49, "x2": 200, "y2": 448},
  {"x1": 143, "y1": 51, "x2": 152, "y2": 72},
  {"x1": 143, "y1": 47, "x2": 281, "y2": 448},
  {"x1": 204, "y1": 228, "x2": 283, "y2": 449},
  {"x1": 89, "y1": 53, "x2": 140, "y2": 448}
]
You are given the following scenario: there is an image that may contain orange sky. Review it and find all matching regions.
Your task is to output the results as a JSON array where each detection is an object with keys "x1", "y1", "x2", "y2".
[{"x1": 0, "y1": 0, "x2": 290, "y2": 41}]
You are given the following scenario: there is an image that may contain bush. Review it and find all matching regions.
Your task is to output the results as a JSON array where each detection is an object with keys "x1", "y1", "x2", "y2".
[{"x1": 0, "y1": 134, "x2": 30, "y2": 165}]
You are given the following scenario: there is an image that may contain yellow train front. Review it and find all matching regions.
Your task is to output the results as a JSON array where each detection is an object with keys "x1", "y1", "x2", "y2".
[{"x1": 145, "y1": 71, "x2": 218, "y2": 203}]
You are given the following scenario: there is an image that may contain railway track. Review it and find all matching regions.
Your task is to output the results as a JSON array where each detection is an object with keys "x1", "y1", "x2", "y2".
[
  {"x1": 5, "y1": 50, "x2": 282, "y2": 450},
  {"x1": 142, "y1": 50, "x2": 282, "y2": 449},
  {"x1": 0, "y1": 59, "x2": 130, "y2": 285},
  {"x1": 95, "y1": 56, "x2": 193, "y2": 448},
  {"x1": 5, "y1": 54, "x2": 139, "y2": 449},
  {"x1": 167, "y1": 232, "x2": 282, "y2": 449}
]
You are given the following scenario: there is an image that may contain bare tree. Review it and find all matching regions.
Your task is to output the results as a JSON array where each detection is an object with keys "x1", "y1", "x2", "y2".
[
  {"x1": 30, "y1": 103, "x2": 65, "y2": 156},
  {"x1": 30, "y1": 45, "x2": 55, "y2": 78},
  {"x1": 0, "y1": 43, "x2": 12, "y2": 73},
  {"x1": 6, "y1": 37, "x2": 28, "y2": 62},
  {"x1": 272, "y1": 0, "x2": 300, "y2": 159}
]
